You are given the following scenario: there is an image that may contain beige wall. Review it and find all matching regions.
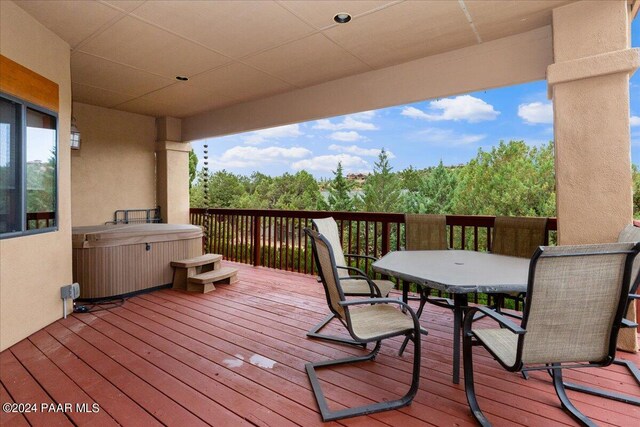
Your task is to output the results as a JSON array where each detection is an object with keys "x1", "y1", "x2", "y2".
[
  {"x1": 550, "y1": 1, "x2": 637, "y2": 244},
  {"x1": 183, "y1": 26, "x2": 553, "y2": 141},
  {"x1": 0, "y1": 1, "x2": 72, "y2": 351},
  {"x1": 71, "y1": 102, "x2": 157, "y2": 226},
  {"x1": 156, "y1": 141, "x2": 191, "y2": 224}
]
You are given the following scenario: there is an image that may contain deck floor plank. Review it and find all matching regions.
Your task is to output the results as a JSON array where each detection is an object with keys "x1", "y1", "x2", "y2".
[
  {"x1": 153, "y1": 282, "x2": 638, "y2": 426},
  {"x1": 9, "y1": 338, "x2": 119, "y2": 426},
  {"x1": 44, "y1": 321, "x2": 212, "y2": 426},
  {"x1": 0, "y1": 350, "x2": 72, "y2": 426},
  {"x1": 1, "y1": 261, "x2": 639, "y2": 426},
  {"x1": 0, "y1": 383, "x2": 29, "y2": 427},
  {"x1": 60, "y1": 315, "x2": 255, "y2": 427},
  {"x1": 27, "y1": 329, "x2": 162, "y2": 427}
]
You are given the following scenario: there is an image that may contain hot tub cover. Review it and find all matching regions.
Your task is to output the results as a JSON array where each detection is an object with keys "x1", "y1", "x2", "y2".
[{"x1": 72, "y1": 224, "x2": 203, "y2": 248}]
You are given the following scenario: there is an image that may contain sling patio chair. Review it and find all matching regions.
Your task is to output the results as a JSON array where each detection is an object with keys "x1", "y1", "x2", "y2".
[
  {"x1": 304, "y1": 228, "x2": 427, "y2": 421},
  {"x1": 490, "y1": 216, "x2": 548, "y2": 317},
  {"x1": 309, "y1": 217, "x2": 395, "y2": 346},
  {"x1": 398, "y1": 213, "x2": 449, "y2": 354},
  {"x1": 463, "y1": 242, "x2": 640, "y2": 427},
  {"x1": 559, "y1": 224, "x2": 640, "y2": 406}
]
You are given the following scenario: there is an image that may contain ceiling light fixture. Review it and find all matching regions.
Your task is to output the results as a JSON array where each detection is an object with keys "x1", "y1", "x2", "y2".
[
  {"x1": 175, "y1": 76, "x2": 189, "y2": 81},
  {"x1": 333, "y1": 12, "x2": 351, "y2": 24}
]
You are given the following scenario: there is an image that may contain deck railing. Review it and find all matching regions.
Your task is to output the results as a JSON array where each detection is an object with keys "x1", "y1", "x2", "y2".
[
  {"x1": 26, "y1": 211, "x2": 56, "y2": 230},
  {"x1": 190, "y1": 207, "x2": 557, "y2": 277},
  {"x1": 190, "y1": 208, "x2": 557, "y2": 309}
]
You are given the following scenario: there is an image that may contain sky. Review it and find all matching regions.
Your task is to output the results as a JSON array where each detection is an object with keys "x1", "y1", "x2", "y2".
[{"x1": 193, "y1": 19, "x2": 640, "y2": 179}]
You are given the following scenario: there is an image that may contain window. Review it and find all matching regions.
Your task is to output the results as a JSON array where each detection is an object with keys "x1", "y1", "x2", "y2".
[{"x1": 0, "y1": 93, "x2": 57, "y2": 237}]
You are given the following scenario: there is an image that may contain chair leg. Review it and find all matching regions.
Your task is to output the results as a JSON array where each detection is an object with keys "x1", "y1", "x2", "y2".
[
  {"x1": 307, "y1": 333, "x2": 421, "y2": 421},
  {"x1": 399, "y1": 289, "x2": 429, "y2": 356},
  {"x1": 463, "y1": 334, "x2": 491, "y2": 427},
  {"x1": 551, "y1": 365, "x2": 597, "y2": 427},
  {"x1": 307, "y1": 313, "x2": 366, "y2": 348},
  {"x1": 562, "y1": 359, "x2": 640, "y2": 405}
]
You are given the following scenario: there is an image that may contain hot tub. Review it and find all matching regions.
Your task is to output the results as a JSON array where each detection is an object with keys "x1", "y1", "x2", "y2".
[{"x1": 72, "y1": 224, "x2": 203, "y2": 300}]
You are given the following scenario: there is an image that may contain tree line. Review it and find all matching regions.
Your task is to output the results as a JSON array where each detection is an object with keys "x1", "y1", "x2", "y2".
[{"x1": 189, "y1": 140, "x2": 640, "y2": 218}]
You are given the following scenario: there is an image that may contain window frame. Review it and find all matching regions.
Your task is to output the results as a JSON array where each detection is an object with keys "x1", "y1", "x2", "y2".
[{"x1": 0, "y1": 91, "x2": 59, "y2": 239}]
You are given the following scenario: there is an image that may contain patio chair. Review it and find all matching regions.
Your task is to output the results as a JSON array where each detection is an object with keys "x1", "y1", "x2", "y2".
[
  {"x1": 399, "y1": 214, "x2": 448, "y2": 354},
  {"x1": 309, "y1": 217, "x2": 395, "y2": 346},
  {"x1": 559, "y1": 224, "x2": 640, "y2": 406},
  {"x1": 304, "y1": 228, "x2": 426, "y2": 421},
  {"x1": 463, "y1": 242, "x2": 640, "y2": 426},
  {"x1": 490, "y1": 216, "x2": 548, "y2": 316}
]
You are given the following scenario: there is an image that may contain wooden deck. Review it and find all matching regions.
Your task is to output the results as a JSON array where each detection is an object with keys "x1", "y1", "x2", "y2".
[{"x1": 1, "y1": 262, "x2": 639, "y2": 426}]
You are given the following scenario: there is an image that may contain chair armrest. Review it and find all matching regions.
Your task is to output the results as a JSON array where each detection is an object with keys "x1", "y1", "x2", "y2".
[
  {"x1": 628, "y1": 293, "x2": 640, "y2": 300},
  {"x1": 344, "y1": 253, "x2": 378, "y2": 262},
  {"x1": 621, "y1": 318, "x2": 639, "y2": 329},
  {"x1": 336, "y1": 264, "x2": 369, "y2": 277},
  {"x1": 465, "y1": 306, "x2": 526, "y2": 335},
  {"x1": 340, "y1": 297, "x2": 405, "y2": 308},
  {"x1": 336, "y1": 266, "x2": 381, "y2": 296}
]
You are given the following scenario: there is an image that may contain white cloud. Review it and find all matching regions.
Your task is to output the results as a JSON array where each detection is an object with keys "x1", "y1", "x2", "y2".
[
  {"x1": 328, "y1": 144, "x2": 394, "y2": 158},
  {"x1": 313, "y1": 112, "x2": 378, "y2": 131},
  {"x1": 631, "y1": 116, "x2": 640, "y2": 127},
  {"x1": 401, "y1": 106, "x2": 429, "y2": 120},
  {"x1": 329, "y1": 131, "x2": 366, "y2": 142},
  {"x1": 243, "y1": 124, "x2": 303, "y2": 145},
  {"x1": 401, "y1": 95, "x2": 500, "y2": 123},
  {"x1": 518, "y1": 102, "x2": 553, "y2": 125},
  {"x1": 213, "y1": 146, "x2": 311, "y2": 168},
  {"x1": 291, "y1": 154, "x2": 369, "y2": 173},
  {"x1": 417, "y1": 128, "x2": 486, "y2": 146},
  {"x1": 350, "y1": 110, "x2": 376, "y2": 120}
]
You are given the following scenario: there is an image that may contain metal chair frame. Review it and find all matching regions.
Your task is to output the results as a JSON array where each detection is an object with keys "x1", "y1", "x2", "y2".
[
  {"x1": 307, "y1": 218, "x2": 389, "y2": 347},
  {"x1": 305, "y1": 228, "x2": 425, "y2": 421},
  {"x1": 463, "y1": 244, "x2": 640, "y2": 426}
]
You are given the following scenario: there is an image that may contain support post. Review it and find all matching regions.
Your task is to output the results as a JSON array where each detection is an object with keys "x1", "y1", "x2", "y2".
[
  {"x1": 156, "y1": 117, "x2": 191, "y2": 224},
  {"x1": 549, "y1": 0, "x2": 639, "y2": 351}
]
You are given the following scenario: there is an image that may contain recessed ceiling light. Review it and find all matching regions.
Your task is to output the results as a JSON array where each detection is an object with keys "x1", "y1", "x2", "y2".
[
  {"x1": 334, "y1": 12, "x2": 351, "y2": 24},
  {"x1": 175, "y1": 76, "x2": 189, "y2": 81}
]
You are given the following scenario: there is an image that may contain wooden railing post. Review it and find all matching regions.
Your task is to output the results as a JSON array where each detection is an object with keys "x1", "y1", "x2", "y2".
[
  {"x1": 381, "y1": 221, "x2": 391, "y2": 256},
  {"x1": 252, "y1": 215, "x2": 261, "y2": 266}
]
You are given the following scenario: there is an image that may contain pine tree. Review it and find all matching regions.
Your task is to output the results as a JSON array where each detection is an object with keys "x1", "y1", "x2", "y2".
[
  {"x1": 360, "y1": 149, "x2": 403, "y2": 212},
  {"x1": 326, "y1": 162, "x2": 354, "y2": 211},
  {"x1": 405, "y1": 160, "x2": 457, "y2": 214}
]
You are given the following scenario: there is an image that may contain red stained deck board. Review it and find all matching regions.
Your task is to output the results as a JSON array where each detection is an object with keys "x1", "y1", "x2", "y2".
[
  {"x1": 128, "y1": 293, "x2": 433, "y2": 426},
  {"x1": 44, "y1": 322, "x2": 210, "y2": 426},
  {"x1": 9, "y1": 339, "x2": 119, "y2": 426},
  {"x1": 1, "y1": 261, "x2": 639, "y2": 427},
  {"x1": 59, "y1": 316, "x2": 253, "y2": 427},
  {"x1": 74, "y1": 312, "x2": 313, "y2": 427},
  {"x1": 89, "y1": 308, "x2": 340, "y2": 423},
  {"x1": 27, "y1": 329, "x2": 162, "y2": 427},
  {"x1": 142, "y1": 291, "x2": 491, "y2": 426},
  {"x1": 141, "y1": 289, "x2": 594, "y2": 426},
  {"x1": 0, "y1": 383, "x2": 29, "y2": 427},
  {"x1": 0, "y1": 350, "x2": 72, "y2": 426},
  {"x1": 152, "y1": 283, "x2": 637, "y2": 426}
]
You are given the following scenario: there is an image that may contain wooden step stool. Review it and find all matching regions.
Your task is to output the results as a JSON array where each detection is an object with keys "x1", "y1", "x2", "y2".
[
  {"x1": 187, "y1": 267, "x2": 239, "y2": 293},
  {"x1": 171, "y1": 254, "x2": 238, "y2": 293}
]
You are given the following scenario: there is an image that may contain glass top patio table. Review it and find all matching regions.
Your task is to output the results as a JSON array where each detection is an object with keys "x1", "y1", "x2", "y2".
[{"x1": 372, "y1": 250, "x2": 530, "y2": 384}]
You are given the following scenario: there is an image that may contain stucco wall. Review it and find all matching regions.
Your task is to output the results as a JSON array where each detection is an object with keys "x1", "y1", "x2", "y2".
[
  {"x1": 0, "y1": 1, "x2": 72, "y2": 351},
  {"x1": 71, "y1": 102, "x2": 157, "y2": 226},
  {"x1": 551, "y1": 1, "x2": 635, "y2": 245}
]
